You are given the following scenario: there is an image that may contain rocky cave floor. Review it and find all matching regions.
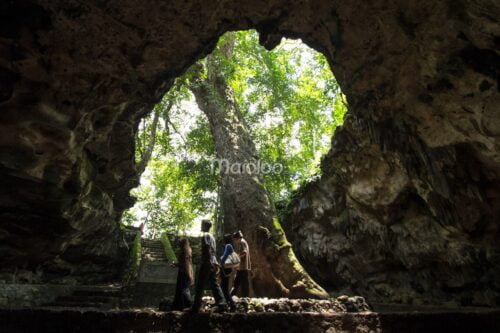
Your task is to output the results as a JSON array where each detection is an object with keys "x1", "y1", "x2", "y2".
[
  {"x1": 169, "y1": 295, "x2": 372, "y2": 313},
  {"x1": 1, "y1": 297, "x2": 500, "y2": 332}
]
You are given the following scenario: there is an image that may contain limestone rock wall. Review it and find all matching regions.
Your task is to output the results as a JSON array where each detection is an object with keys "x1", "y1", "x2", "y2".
[
  {"x1": 283, "y1": 113, "x2": 500, "y2": 306},
  {"x1": 0, "y1": 0, "x2": 499, "y2": 303},
  {"x1": 280, "y1": 0, "x2": 500, "y2": 306}
]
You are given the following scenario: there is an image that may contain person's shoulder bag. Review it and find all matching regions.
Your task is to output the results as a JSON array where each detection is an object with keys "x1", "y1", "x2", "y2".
[{"x1": 223, "y1": 249, "x2": 241, "y2": 269}]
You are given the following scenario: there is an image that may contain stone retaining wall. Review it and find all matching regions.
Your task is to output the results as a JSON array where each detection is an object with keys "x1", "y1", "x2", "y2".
[
  {"x1": 0, "y1": 284, "x2": 75, "y2": 308},
  {"x1": 1, "y1": 308, "x2": 499, "y2": 333}
]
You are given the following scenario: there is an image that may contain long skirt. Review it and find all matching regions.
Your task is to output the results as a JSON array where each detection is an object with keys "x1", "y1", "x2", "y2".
[{"x1": 171, "y1": 270, "x2": 192, "y2": 311}]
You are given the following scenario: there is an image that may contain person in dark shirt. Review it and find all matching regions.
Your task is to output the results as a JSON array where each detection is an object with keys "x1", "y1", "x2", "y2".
[
  {"x1": 220, "y1": 233, "x2": 237, "y2": 311},
  {"x1": 191, "y1": 219, "x2": 227, "y2": 313}
]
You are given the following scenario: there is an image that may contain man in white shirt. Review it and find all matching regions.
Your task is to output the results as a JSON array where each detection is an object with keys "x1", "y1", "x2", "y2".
[{"x1": 231, "y1": 230, "x2": 251, "y2": 297}]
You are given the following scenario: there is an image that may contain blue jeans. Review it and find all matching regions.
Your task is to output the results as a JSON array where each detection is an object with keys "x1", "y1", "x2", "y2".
[{"x1": 192, "y1": 263, "x2": 226, "y2": 311}]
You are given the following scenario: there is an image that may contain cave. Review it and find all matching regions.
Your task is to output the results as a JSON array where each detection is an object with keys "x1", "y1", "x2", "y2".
[{"x1": 1, "y1": 0, "x2": 500, "y2": 332}]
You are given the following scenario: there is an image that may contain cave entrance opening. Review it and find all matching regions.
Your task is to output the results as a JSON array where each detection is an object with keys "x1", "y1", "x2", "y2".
[{"x1": 121, "y1": 29, "x2": 347, "y2": 241}]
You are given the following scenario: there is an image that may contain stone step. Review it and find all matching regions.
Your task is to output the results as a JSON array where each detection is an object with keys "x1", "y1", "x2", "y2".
[
  {"x1": 142, "y1": 245, "x2": 164, "y2": 250},
  {"x1": 44, "y1": 301, "x2": 107, "y2": 308},
  {"x1": 73, "y1": 288, "x2": 121, "y2": 297},
  {"x1": 142, "y1": 257, "x2": 169, "y2": 263},
  {"x1": 142, "y1": 246, "x2": 164, "y2": 251},
  {"x1": 143, "y1": 251, "x2": 165, "y2": 255},
  {"x1": 142, "y1": 246, "x2": 165, "y2": 251},
  {"x1": 143, "y1": 256, "x2": 167, "y2": 260},
  {"x1": 73, "y1": 285, "x2": 122, "y2": 291},
  {"x1": 143, "y1": 254, "x2": 165, "y2": 258},
  {"x1": 141, "y1": 239, "x2": 163, "y2": 245},
  {"x1": 142, "y1": 250, "x2": 167, "y2": 258},
  {"x1": 57, "y1": 295, "x2": 120, "y2": 304},
  {"x1": 41, "y1": 285, "x2": 123, "y2": 310},
  {"x1": 143, "y1": 249, "x2": 166, "y2": 254},
  {"x1": 143, "y1": 243, "x2": 163, "y2": 247},
  {"x1": 143, "y1": 249, "x2": 165, "y2": 254},
  {"x1": 5, "y1": 307, "x2": 500, "y2": 332},
  {"x1": 143, "y1": 255, "x2": 165, "y2": 259}
]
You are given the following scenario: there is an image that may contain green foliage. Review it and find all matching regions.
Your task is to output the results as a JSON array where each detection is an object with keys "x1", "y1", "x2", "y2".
[
  {"x1": 219, "y1": 31, "x2": 347, "y2": 202},
  {"x1": 124, "y1": 156, "x2": 217, "y2": 237},
  {"x1": 161, "y1": 233, "x2": 178, "y2": 264},
  {"x1": 123, "y1": 30, "x2": 347, "y2": 237},
  {"x1": 123, "y1": 231, "x2": 142, "y2": 285}
]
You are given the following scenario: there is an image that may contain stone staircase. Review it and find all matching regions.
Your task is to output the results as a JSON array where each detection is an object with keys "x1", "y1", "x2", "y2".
[
  {"x1": 125, "y1": 238, "x2": 178, "y2": 307},
  {"x1": 43, "y1": 285, "x2": 122, "y2": 309},
  {"x1": 42, "y1": 239, "x2": 177, "y2": 309},
  {"x1": 137, "y1": 239, "x2": 176, "y2": 284},
  {"x1": 141, "y1": 239, "x2": 168, "y2": 262}
]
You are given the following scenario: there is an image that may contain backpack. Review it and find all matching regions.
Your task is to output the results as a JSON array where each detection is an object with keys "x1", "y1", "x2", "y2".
[{"x1": 224, "y1": 251, "x2": 241, "y2": 269}]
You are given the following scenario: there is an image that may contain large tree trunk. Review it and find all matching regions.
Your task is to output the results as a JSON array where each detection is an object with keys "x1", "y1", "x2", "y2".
[{"x1": 189, "y1": 52, "x2": 328, "y2": 299}]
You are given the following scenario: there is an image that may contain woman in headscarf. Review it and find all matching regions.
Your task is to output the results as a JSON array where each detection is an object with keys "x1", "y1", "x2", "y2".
[{"x1": 171, "y1": 238, "x2": 194, "y2": 310}]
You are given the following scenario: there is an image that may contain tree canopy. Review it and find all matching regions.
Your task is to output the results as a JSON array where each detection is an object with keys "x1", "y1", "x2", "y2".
[{"x1": 122, "y1": 30, "x2": 347, "y2": 237}]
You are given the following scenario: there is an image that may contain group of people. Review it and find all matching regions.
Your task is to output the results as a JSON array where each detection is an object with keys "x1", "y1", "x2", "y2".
[{"x1": 171, "y1": 219, "x2": 251, "y2": 313}]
